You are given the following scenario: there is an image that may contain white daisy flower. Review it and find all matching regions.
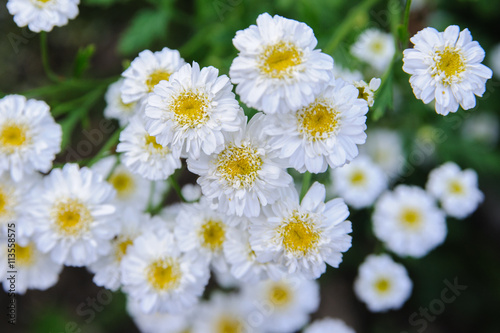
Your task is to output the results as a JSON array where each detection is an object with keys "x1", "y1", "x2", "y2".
[
  {"x1": 426, "y1": 162, "x2": 483, "y2": 219},
  {"x1": 265, "y1": 78, "x2": 368, "y2": 174},
  {"x1": 242, "y1": 277, "x2": 320, "y2": 333},
  {"x1": 373, "y1": 185, "x2": 447, "y2": 258},
  {"x1": 361, "y1": 129, "x2": 405, "y2": 179},
  {"x1": 121, "y1": 47, "x2": 185, "y2": 104},
  {"x1": 249, "y1": 182, "x2": 352, "y2": 279},
  {"x1": 331, "y1": 155, "x2": 388, "y2": 209},
  {"x1": 28, "y1": 163, "x2": 117, "y2": 266},
  {"x1": 145, "y1": 62, "x2": 243, "y2": 160},
  {"x1": 229, "y1": 13, "x2": 334, "y2": 114},
  {"x1": 0, "y1": 95, "x2": 61, "y2": 182},
  {"x1": 332, "y1": 64, "x2": 363, "y2": 83},
  {"x1": 117, "y1": 115, "x2": 182, "y2": 181},
  {"x1": 304, "y1": 318, "x2": 355, "y2": 333},
  {"x1": 354, "y1": 254, "x2": 412, "y2": 312},
  {"x1": 351, "y1": 29, "x2": 395, "y2": 72},
  {"x1": 7, "y1": 0, "x2": 79, "y2": 33},
  {"x1": 180, "y1": 183, "x2": 202, "y2": 202},
  {"x1": 402, "y1": 25, "x2": 493, "y2": 115},
  {"x1": 187, "y1": 113, "x2": 293, "y2": 217},
  {"x1": 104, "y1": 79, "x2": 139, "y2": 126},
  {"x1": 121, "y1": 229, "x2": 210, "y2": 314},
  {"x1": 353, "y1": 78, "x2": 381, "y2": 107}
]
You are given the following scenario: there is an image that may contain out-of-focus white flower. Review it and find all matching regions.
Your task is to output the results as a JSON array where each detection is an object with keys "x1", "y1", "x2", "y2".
[
  {"x1": 332, "y1": 64, "x2": 363, "y2": 83},
  {"x1": 180, "y1": 184, "x2": 202, "y2": 202},
  {"x1": 351, "y1": 29, "x2": 395, "y2": 72},
  {"x1": 304, "y1": 318, "x2": 355, "y2": 333},
  {"x1": 489, "y1": 43, "x2": 500, "y2": 80},
  {"x1": 104, "y1": 79, "x2": 138, "y2": 126},
  {"x1": 361, "y1": 129, "x2": 405, "y2": 179},
  {"x1": 353, "y1": 78, "x2": 381, "y2": 107},
  {"x1": 462, "y1": 112, "x2": 499, "y2": 146}
]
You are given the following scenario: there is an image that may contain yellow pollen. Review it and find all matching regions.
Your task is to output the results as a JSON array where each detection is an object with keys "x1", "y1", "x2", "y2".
[
  {"x1": 268, "y1": 283, "x2": 291, "y2": 307},
  {"x1": 0, "y1": 191, "x2": 6, "y2": 216},
  {"x1": 259, "y1": 41, "x2": 302, "y2": 79},
  {"x1": 16, "y1": 243, "x2": 36, "y2": 267},
  {"x1": 297, "y1": 100, "x2": 339, "y2": 141},
  {"x1": 109, "y1": 171, "x2": 135, "y2": 199},
  {"x1": 370, "y1": 40, "x2": 384, "y2": 53},
  {"x1": 52, "y1": 198, "x2": 92, "y2": 236},
  {"x1": 0, "y1": 123, "x2": 28, "y2": 152},
  {"x1": 114, "y1": 238, "x2": 133, "y2": 262},
  {"x1": 448, "y1": 179, "x2": 464, "y2": 195},
  {"x1": 349, "y1": 170, "x2": 366, "y2": 186},
  {"x1": 216, "y1": 145, "x2": 263, "y2": 189},
  {"x1": 400, "y1": 207, "x2": 422, "y2": 228},
  {"x1": 435, "y1": 47, "x2": 465, "y2": 84},
  {"x1": 119, "y1": 99, "x2": 136, "y2": 112},
  {"x1": 357, "y1": 86, "x2": 370, "y2": 102},
  {"x1": 216, "y1": 316, "x2": 244, "y2": 333},
  {"x1": 374, "y1": 277, "x2": 391, "y2": 293},
  {"x1": 144, "y1": 135, "x2": 164, "y2": 150},
  {"x1": 146, "y1": 258, "x2": 181, "y2": 291},
  {"x1": 280, "y1": 211, "x2": 320, "y2": 255},
  {"x1": 171, "y1": 91, "x2": 210, "y2": 128},
  {"x1": 200, "y1": 220, "x2": 226, "y2": 251},
  {"x1": 146, "y1": 70, "x2": 171, "y2": 92}
]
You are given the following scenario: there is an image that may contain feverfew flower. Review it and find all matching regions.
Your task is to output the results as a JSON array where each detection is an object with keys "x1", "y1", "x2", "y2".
[
  {"x1": 188, "y1": 114, "x2": 293, "y2": 217},
  {"x1": 351, "y1": 29, "x2": 395, "y2": 72},
  {"x1": 117, "y1": 115, "x2": 182, "y2": 181},
  {"x1": 145, "y1": 62, "x2": 243, "y2": 159},
  {"x1": 353, "y1": 78, "x2": 381, "y2": 107},
  {"x1": 373, "y1": 185, "x2": 447, "y2": 258},
  {"x1": 28, "y1": 164, "x2": 117, "y2": 266},
  {"x1": 354, "y1": 254, "x2": 412, "y2": 312},
  {"x1": 0, "y1": 95, "x2": 61, "y2": 182},
  {"x1": 249, "y1": 182, "x2": 352, "y2": 279},
  {"x1": 265, "y1": 78, "x2": 368, "y2": 173},
  {"x1": 402, "y1": 25, "x2": 493, "y2": 115},
  {"x1": 426, "y1": 162, "x2": 483, "y2": 219},
  {"x1": 180, "y1": 183, "x2": 202, "y2": 202},
  {"x1": 230, "y1": 13, "x2": 333, "y2": 114},
  {"x1": 7, "y1": 0, "x2": 79, "y2": 33},
  {"x1": 121, "y1": 47, "x2": 185, "y2": 104},
  {"x1": 361, "y1": 129, "x2": 405, "y2": 179},
  {"x1": 331, "y1": 156, "x2": 388, "y2": 209},
  {"x1": 304, "y1": 318, "x2": 355, "y2": 333},
  {"x1": 104, "y1": 79, "x2": 138, "y2": 126}
]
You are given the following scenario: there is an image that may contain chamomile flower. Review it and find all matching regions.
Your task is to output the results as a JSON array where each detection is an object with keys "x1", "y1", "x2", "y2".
[
  {"x1": 104, "y1": 79, "x2": 138, "y2": 126},
  {"x1": 249, "y1": 182, "x2": 352, "y2": 279},
  {"x1": 7, "y1": 0, "x2": 79, "y2": 33},
  {"x1": 28, "y1": 163, "x2": 117, "y2": 266},
  {"x1": 145, "y1": 62, "x2": 243, "y2": 159},
  {"x1": 373, "y1": 185, "x2": 447, "y2": 258},
  {"x1": 353, "y1": 78, "x2": 381, "y2": 107},
  {"x1": 331, "y1": 156, "x2": 388, "y2": 209},
  {"x1": 351, "y1": 29, "x2": 395, "y2": 72},
  {"x1": 180, "y1": 183, "x2": 202, "y2": 202},
  {"x1": 426, "y1": 162, "x2": 483, "y2": 219},
  {"x1": 304, "y1": 318, "x2": 355, "y2": 333},
  {"x1": 121, "y1": 47, "x2": 185, "y2": 104},
  {"x1": 361, "y1": 129, "x2": 405, "y2": 179},
  {"x1": 187, "y1": 113, "x2": 293, "y2": 217},
  {"x1": 402, "y1": 25, "x2": 493, "y2": 115},
  {"x1": 354, "y1": 254, "x2": 412, "y2": 312},
  {"x1": 229, "y1": 13, "x2": 334, "y2": 114},
  {"x1": 265, "y1": 78, "x2": 368, "y2": 174},
  {"x1": 0, "y1": 95, "x2": 61, "y2": 182},
  {"x1": 117, "y1": 115, "x2": 182, "y2": 181},
  {"x1": 121, "y1": 229, "x2": 210, "y2": 314}
]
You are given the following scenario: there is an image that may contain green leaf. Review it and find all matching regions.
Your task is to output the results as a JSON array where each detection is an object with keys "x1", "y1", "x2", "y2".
[{"x1": 73, "y1": 44, "x2": 95, "y2": 78}]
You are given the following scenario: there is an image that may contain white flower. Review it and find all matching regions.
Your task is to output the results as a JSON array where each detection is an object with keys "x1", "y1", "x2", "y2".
[
  {"x1": 188, "y1": 113, "x2": 292, "y2": 217},
  {"x1": 402, "y1": 25, "x2": 493, "y2": 115},
  {"x1": 354, "y1": 254, "x2": 412, "y2": 312},
  {"x1": 145, "y1": 62, "x2": 243, "y2": 159},
  {"x1": 373, "y1": 185, "x2": 447, "y2": 258},
  {"x1": 353, "y1": 78, "x2": 381, "y2": 107},
  {"x1": 117, "y1": 115, "x2": 182, "y2": 181},
  {"x1": 265, "y1": 78, "x2": 368, "y2": 174},
  {"x1": 242, "y1": 277, "x2": 320, "y2": 333},
  {"x1": 331, "y1": 155, "x2": 388, "y2": 209},
  {"x1": 121, "y1": 47, "x2": 185, "y2": 104},
  {"x1": 249, "y1": 182, "x2": 352, "y2": 279},
  {"x1": 229, "y1": 13, "x2": 333, "y2": 114},
  {"x1": 462, "y1": 112, "x2": 498, "y2": 146},
  {"x1": 332, "y1": 64, "x2": 363, "y2": 83},
  {"x1": 7, "y1": 0, "x2": 79, "y2": 33},
  {"x1": 426, "y1": 162, "x2": 483, "y2": 219},
  {"x1": 180, "y1": 183, "x2": 202, "y2": 202},
  {"x1": 104, "y1": 79, "x2": 139, "y2": 126},
  {"x1": 0, "y1": 95, "x2": 61, "y2": 182},
  {"x1": 351, "y1": 29, "x2": 395, "y2": 72},
  {"x1": 304, "y1": 318, "x2": 355, "y2": 333},
  {"x1": 361, "y1": 129, "x2": 405, "y2": 179},
  {"x1": 490, "y1": 43, "x2": 500, "y2": 80},
  {"x1": 121, "y1": 229, "x2": 210, "y2": 314},
  {"x1": 28, "y1": 163, "x2": 117, "y2": 266}
]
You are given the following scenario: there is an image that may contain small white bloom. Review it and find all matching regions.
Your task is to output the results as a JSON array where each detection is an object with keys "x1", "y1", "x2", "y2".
[
  {"x1": 117, "y1": 115, "x2": 182, "y2": 181},
  {"x1": 353, "y1": 78, "x2": 381, "y2": 107},
  {"x1": 249, "y1": 182, "x2": 352, "y2": 279},
  {"x1": 354, "y1": 254, "x2": 412, "y2": 312},
  {"x1": 7, "y1": 0, "x2": 79, "y2": 33},
  {"x1": 145, "y1": 62, "x2": 243, "y2": 159},
  {"x1": 121, "y1": 47, "x2": 185, "y2": 104},
  {"x1": 331, "y1": 156, "x2": 388, "y2": 209},
  {"x1": 351, "y1": 29, "x2": 395, "y2": 72},
  {"x1": 104, "y1": 79, "x2": 139, "y2": 126},
  {"x1": 462, "y1": 112, "x2": 498, "y2": 146},
  {"x1": 0, "y1": 95, "x2": 62, "y2": 182},
  {"x1": 332, "y1": 64, "x2": 363, "y2": 83},
  {"x1": 304, "y1": 318, "x2": 355, "y2": 333},
  {"x1": 180, "y1": 183, "x2": 202, "y2": 202},
  {"x1": 230, "y1": 13, "x2": 333, "y2": 114},
  {"x1": 373, "y1": 185, "x2": 447, "y2": 258},
  {"x1": 426, "y1": 162, "x2": 483, "y2": 219},
  {"x1": 403, "y1": 25, "x2": 493, "y2": 115},
  {"x1": 361, "y1": 129, "x2": 405, "y2": 179}
]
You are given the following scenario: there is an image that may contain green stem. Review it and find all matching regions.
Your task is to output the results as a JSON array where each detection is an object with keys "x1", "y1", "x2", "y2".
[
  {"x1": 146, "y1": 181, "x2": 157, "y2": 213},
  {"x1": 403, "y1": 0, "x2": 413, "y2": 37},
  {"x1": 40, "y1": 32, "x2": 61, "y2": 83},
  {"x1": 85, "y1": 129, "x2": 122, "y2": 167},
  {"x1": 168, "y1": 176, "x2": 186, "y2": 203},
  {"x1": 299, "y1": 172, "x2": 312, "y2": 201}
]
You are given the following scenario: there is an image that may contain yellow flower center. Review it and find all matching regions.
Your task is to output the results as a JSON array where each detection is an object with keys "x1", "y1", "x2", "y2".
[
  {"x1": 268, "y1": 283, "x2": 292, "y2": 307},
  {"x1": 16, "y1": 243, "x2": 36, "y2": 267},
  {"x1": 399, "y1": 207, "x2": 422, "y2": 229},
  {"x1": 357, "y1": 86, "x2": 369, "y2": 102},
  {"x1": 349, "y1": 170, "x2": 366, "y2": 186},
  {"x1": 146, "y1": 258, "x2": 181, "y2": 292},
  {"x1": 297, "y1": 100, "x2": 339, "y2": 141},
  {"x1": 279, "y1": 211, "x2": 320, "y2": 255},
  {"x1": 114, "y1": 238, "x2": 133, "y2": 262},
  {"x1": 259, "y1": 41, "x2": 303, "y2": 79},
  {"x1": 370, "y1": 40, "x2": 384, "y2": 54},
  {"x1": 216, "y1": 144, "x2": 263, "y2": 189},
  {"x1": 374, "y1": 277, "x2": 391, "y2": 294},
  {"x1": 200, "y1": 220, "x2": 226, "y2": 251},
  {"x1": 144, "y1": 135, "x2": 165, "y2": 150},
  {"x1": 448, "y1": 179, "x2": 465, "y2": 195},
  {"x1": 146, "y1": 70, "x2": 172, "y2": 92},
  {"x1": 435, "y1": 47, "x2": 466, "y2": 85},
  {"x1": 0, "y1": 123, "x2": 29, "y2": 153},
  {"x1": 216, "y1": 316, "x2": 244, "y2": 333},
  {"x1": 52, "y1": 198, "x2": 92, "y2": 236},
  {"x1": 171, "y1": 91, "x2": 210, "y2": 128},
  {"x1": 109, "y1": 171, "x2": 136, "y2": 199},
  {"x1": 0, "y1": 191, "x2": 6, "y2": 217}
]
